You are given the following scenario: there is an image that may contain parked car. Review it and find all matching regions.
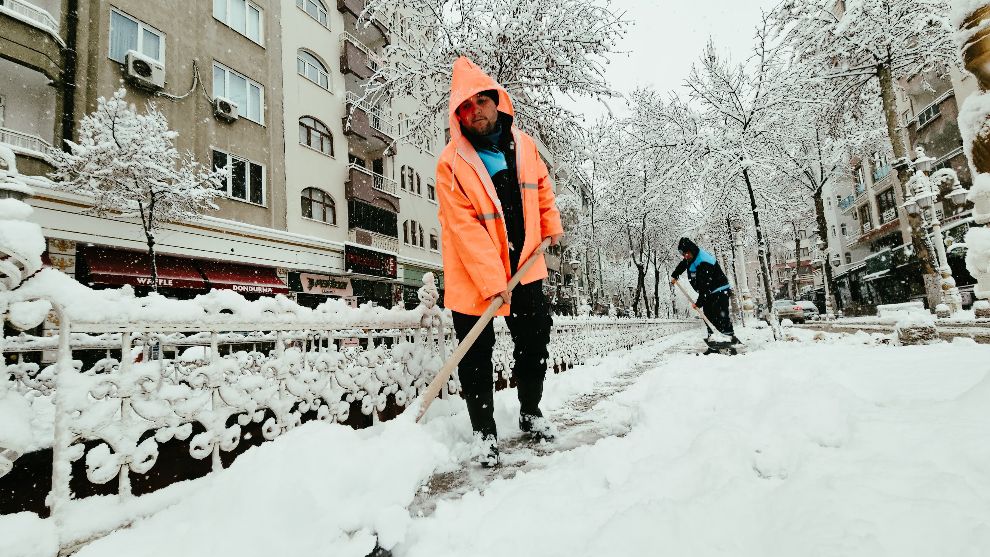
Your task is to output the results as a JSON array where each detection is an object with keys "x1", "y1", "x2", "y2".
[
  {"x1": 796, "y1": 300, "x2": 820, "y2": 320},
  {"x1": 772, "y1": 299, "x2": 806, "y2": 323}
]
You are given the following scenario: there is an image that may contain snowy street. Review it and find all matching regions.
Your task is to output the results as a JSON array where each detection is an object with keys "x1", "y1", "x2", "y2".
[{"x1": 6, "y1": 326, "x2": 986, "y2": 557}]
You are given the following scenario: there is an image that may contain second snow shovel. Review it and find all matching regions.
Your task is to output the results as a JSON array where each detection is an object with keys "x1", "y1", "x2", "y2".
[
  {"x1": 672, "y1": 279, "x2": 733, "y2": 345},
  {"x1": 415, "y1": 238, "x2": 552, "y2": 422}
]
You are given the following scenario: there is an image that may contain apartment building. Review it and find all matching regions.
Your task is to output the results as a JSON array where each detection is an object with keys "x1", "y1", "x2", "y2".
[
  {"x1": 822, "y1": 67, "x2": 976, "y2": 314},
  {"x1": 1, "y1": 0, "x2": 455, "y2": 308}
]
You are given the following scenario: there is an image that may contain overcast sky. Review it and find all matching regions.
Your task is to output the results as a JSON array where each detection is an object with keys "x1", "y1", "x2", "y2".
[{"x1": 568, "y1": 0, "x2": 781, "y2": 122}]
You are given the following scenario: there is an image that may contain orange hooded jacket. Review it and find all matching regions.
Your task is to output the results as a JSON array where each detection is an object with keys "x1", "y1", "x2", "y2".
[{"x1": 436, "y1": 57, "x2": 564, "y2": 316}]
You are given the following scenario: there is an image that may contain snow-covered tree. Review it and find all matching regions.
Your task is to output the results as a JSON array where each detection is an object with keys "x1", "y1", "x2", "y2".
[
  {"x1": 360, "y1": 0, "x2": 627, "y2": 161},
  {"x1": 774, "y1": 0, "x2": 958, "y2": 289},
  {"x1": 49, "y1": 89, "x2": 225, "y2": 291}
]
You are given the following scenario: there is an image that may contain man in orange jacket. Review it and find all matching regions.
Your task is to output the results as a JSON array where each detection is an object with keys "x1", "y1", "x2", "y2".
[{"x1": 436, "y1": 57, "x2": 564, "y2": 467}]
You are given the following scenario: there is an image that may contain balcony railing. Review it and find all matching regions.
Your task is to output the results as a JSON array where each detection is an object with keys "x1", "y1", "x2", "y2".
[
  {"x1": 838, "y1": 194, "x2": 856, "y2": 211},
  {"x1": 345, "y1": 91, "x2": 394, "y2": 137},
  {"x1": 347, "y1": 162, "x2": 397, "y2": 195},
  {"x1": 0, "y1": 127, "x2": 51, "y2": 155},
  {"x1": 872, "y1": 164, "x2": 891, "y2": 182},
  {"x1": 1, "y1": 0, "x2": 59, "y2": 34},
  {"x1": 340, "y1": 32, "x2": 384, "y2": 73},
  {"x1": 349, "y1": 227, "x2": 399, "y2": 253}
]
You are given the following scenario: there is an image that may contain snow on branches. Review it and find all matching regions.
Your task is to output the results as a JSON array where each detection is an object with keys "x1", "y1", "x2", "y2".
[
  {"x1": 48, "y1": 89, "x2": 225, "y2": 290},
  {"x1": 360, "y1": 0, "x2": 627, "y2": 160}
]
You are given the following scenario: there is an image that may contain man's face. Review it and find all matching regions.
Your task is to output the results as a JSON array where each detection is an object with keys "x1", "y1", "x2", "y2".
[
  {"x1": 456, "y1": 93, "x2": 499, "y2": 136},
  {"x1": 682, "y1": 251, "x2": 694, "y2": 262}
]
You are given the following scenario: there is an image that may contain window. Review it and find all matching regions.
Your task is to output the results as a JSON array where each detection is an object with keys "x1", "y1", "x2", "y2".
[
  {"x1": 840, "y1": 223, "x2": 847, "y2": 236},
  {"x1": 109, "y1": 10, "x2": 164, "y2": 63},
  {"x1": 858, "y1": 205, "x2": 873, "y2": 232},
  {"x1": 854, "y1": 166, "x2": 866, "y2": 194},
  {"x1": 213, "y1": 0, "x2": 263, "y2": 44},
  {"x1": 877, "y1": 187, "x2": 898, "y2": 223},
  {"x1": 799, "y1": 230, "x2": 807, "y2": 239},
  {"x1": 415, "y1": 173, "x2": 422, "y2": 195},
  {"x1": 844, "y1": 252, "x2": 852, "y2": 265},
  {"x1": 427, "y1": 179, "x2": 435, "y2": 201},
  {"x1": 348, "y1": 200, "x2": 397, "y2": 237},
  {"x1": 213, "y1": 149, "x2": 264, "y2": 205},
  {"x1": 918, "y1": 103, "x2": 941, "y2": 127},
  {"x1": 800, "y1": 247, "x2": 810, "y2": 257},
  {"x1": 299, "y1": 116, "x2": 333, "y2": 156},
  {"x1": 297, "y1": 50, "x2": 330, "y2": 90},
  {"x1": 430, "y1": 230, "x2": 439, "y2": 251},
  {"x1": 0, "y1": 95, "x2": 5, "y2": 127},
  {"x1": 296, "y1": 0, "x2": 328, "y2": 27},
  {"x1": 213, "y1": 63, "x2": 264, "y2": 124},
  {"x1": 403, "y1": 220, "x2": 425, "y2": 248},
  {"x1": 301, "y1": 187, "x2": 335, "y2": 224},
  {"x1": 831, "y1": 225, "x2": 836, "y2": 238}
]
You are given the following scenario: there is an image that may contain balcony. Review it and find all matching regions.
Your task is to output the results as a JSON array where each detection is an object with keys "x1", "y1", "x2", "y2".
[
  {"x1": 879, "y1": 207, "x2": 899, "y2": 225},
  {"x1": 349, "y1": 227, "x2": 399, "y2": 253},
  {"x1": 872, "y1": 163, "x2": 891, "y2": 182},
  {"x1": 340, "y1": 33, "x2": 383, "y2": 80},
  {"x1": 1, "y1": 126, "x2": 53, "y2": 176},
  {"x1": 0, "y1": 0, "x2": 64, "y2": 80},
  {"x1": 838, "y1": 194, "x2": 856, "y2": 212},
  {"x1": 337, "y1": 0, "x2": 389, "y2": 46},
  {"x1": 343, "y1": 91, "x2": 396, "y2": 156},
  {"x1": 345, "y1": 163, "x2": 400, "y2": 212}
]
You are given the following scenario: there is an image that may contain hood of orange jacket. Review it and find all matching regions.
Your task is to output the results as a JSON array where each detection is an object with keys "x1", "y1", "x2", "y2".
[{"x1": 448, "y1": 56, "x2": 516, "y2": 146}]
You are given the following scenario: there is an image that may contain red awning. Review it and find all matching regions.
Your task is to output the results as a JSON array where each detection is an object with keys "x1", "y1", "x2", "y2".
[
  {"x1": 82, "y1": 246, "x2": 208, "y2": 290},
  {"x1": 199, "y1": 260, "x2": 289, "y2": 295}
]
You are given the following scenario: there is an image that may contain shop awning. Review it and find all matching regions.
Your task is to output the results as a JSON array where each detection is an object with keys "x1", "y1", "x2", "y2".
[
  {"x1": 199, "y1": 260, "x2": 289, "y2": 295},
  {"x1": 82, "y1": 246, "x2": 207, "y2": 289}
]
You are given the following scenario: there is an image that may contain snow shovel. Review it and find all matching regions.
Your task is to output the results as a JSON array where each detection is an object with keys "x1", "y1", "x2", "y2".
[
  {"x1": 672, "y1": 279, "x2": 733, "y2": 346},
  {"x1": 415, "y1": 238, "x2": 552, "y2": 422}
]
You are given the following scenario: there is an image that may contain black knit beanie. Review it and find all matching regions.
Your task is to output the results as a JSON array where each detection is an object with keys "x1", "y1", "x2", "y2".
[
  {"x1": 678, "y1": 237, "x2": 699, "y2": 256},
  {"x1": 479, "y1": 89, "x2": 499, "y2": 106}
]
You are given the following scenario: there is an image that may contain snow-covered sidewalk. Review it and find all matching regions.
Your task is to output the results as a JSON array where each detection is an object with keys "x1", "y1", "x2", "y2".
[{"x1": 4, "y1": 327, "x2": 989, "y2": 557}]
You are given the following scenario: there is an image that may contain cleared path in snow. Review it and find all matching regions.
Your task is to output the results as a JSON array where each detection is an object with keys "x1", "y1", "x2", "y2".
[{"x1": 409, "y1": 332, "x2": 699, "y2": 518}]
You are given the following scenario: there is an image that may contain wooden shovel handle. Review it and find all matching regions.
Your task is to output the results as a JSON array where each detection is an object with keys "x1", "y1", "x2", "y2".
[
  {"x1": 673, "y1": 279, "x2": 720, "y2": 332},
  {"x1": 416, "y1": 238, "x2": 553, "y2": 422}
]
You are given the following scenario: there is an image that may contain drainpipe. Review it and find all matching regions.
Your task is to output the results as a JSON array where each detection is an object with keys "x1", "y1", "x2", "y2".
[{"x1": 60, "y1": 0, "x2": 79, "y2": 148}]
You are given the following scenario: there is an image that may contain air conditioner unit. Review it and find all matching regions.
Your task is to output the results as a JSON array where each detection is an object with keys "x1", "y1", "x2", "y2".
[
  {"x1": 124, "y1": 50, "x2": 165, "y2": 91},
  {"x1": 213, "y1": 96, "x2": 239, "y2": 123}
]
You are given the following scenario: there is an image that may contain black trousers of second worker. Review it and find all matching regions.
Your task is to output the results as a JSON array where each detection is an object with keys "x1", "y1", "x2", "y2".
[
  {"x1": 451, "y1": 281, "x2": 553, "y2": 439},
  {"x1": 702, "y1": 290, "x2": 735, "y2": 337}
]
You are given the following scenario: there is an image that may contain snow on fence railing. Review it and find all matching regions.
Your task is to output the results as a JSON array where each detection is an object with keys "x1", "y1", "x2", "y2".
[{"x1": 0, "y1": 267, "x2": 691, "y2": 521}]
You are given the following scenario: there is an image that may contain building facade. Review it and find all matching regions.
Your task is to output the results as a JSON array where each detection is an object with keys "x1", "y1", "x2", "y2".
[{"x1": 2, "y1": 0, "x2": 459, "y2": 309}]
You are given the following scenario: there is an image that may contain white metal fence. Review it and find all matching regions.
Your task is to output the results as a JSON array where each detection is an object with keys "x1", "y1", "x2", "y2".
[{"x1": 0, "y1": 277, "x2": 692, "y2": 520}]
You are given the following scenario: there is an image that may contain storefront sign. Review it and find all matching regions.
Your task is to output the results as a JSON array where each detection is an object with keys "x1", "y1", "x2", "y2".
[
  {"x1": 297, "y1": 273, "x2": 353, "y2": 296},
  {"x1": 345, "y1": 245, "x2": 397, "y2": 278}
]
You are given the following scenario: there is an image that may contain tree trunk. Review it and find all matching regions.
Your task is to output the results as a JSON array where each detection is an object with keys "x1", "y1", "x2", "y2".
[
  {"x1": 742, "y1": 166, "x2": 776, "y2": 326},
  {"x1": 877, "y1": 61, "x2": 938, "y2": 305},
  {"x1": 146, "y1": 231, "x2": 158, "y2": 293},
  {"x1": 793, "y1": 226, "x2": 801, "y2": 300},
  {"x1": 652, "y1": 251, "x2": 661, "y2": 318},
  {"x1": 813, "y1": 188, "x2": 842, "y2": 311}
]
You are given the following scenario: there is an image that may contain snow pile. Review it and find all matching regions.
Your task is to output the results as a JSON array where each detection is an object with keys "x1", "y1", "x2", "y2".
[
  {"x1": 402, "y1": 341, "x2": 990, "y2": 557},
  {"x1": 874, "y1": 301, "x2": 932, "y2": 324}
]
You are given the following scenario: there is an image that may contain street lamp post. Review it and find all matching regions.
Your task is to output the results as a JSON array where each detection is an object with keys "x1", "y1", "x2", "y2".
[
  {"x1": 729, "y1": 216, "x2": 755, "y2": 320},
  {"x1": 902, "y1": 147, "x2": 968, "y2": 316}
]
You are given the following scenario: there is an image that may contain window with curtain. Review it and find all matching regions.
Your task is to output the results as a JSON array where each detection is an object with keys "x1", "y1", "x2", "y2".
[
  {"x1": 296, "y1": 0, "x2": 329, "y2": 27},
  {"x1": 297, "y1": 50, "x2": 330, "y2": 90},
  {"x1": 298, "y1": 116, "x2": 333, "y2": 156},
  {"x1": 301, "y1": 187, "x2": 335, "y2": 224},
  {"x1": 109, "y1": 10, "x2": 164, "y2": 63},
  {"x1": 213, "y1": 63, "x2": 264, "y2": 123},
  {"x1": 214, "y1": 0, "x2": 263, "y2": 44}
]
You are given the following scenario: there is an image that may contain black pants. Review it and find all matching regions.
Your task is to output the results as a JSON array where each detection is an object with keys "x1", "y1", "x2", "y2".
[
  {"x1": 451, "y1": 281, "x2": 552, "y2": 438},
  {"x1": 703, "y1": 290, "x2": 735, "y2": 337}
]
